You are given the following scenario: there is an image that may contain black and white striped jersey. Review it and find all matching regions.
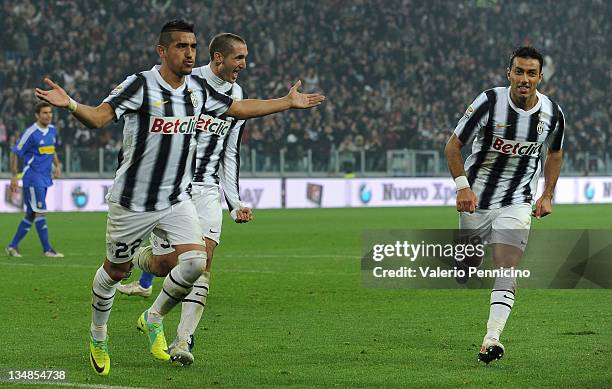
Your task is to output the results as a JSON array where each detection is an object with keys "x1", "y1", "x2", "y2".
[
  {"x1": 190, "y1": 65, "x2": 246, "y2": 212},
  {"x1": 103, "y1": 65, "x2": 233, "y2": 212},
  {"x1": 454, "y1": 87, "x2": 565, "y2": 210}
]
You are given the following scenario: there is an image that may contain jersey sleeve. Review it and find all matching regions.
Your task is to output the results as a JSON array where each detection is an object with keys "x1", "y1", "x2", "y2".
[
  {"x1": 547, "y1": 105, "x2": 565, "y2": 151},
  {"x1": 103, "y1": 74, "x2": 144, "y2": 120},
  {"x1": 220, "y1": 120, "x2": 246, "y2": 211},
  {"x1": 202, "y1": 79, "x2": 234, "y2": 117},
  {"x1": 11, "y1": 128, "x2": 36, "y2": 157},
  {"x1": 453, "y1": 92, "x2": 490, "y2": 145}
]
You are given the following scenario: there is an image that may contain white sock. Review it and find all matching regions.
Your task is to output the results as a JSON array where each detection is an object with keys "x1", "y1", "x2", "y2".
[
  {"x1": 149, "y1": 250, "x2": 206, "y2": 321},
  {"x1": 177, "y1": 272, "x2": 210, "y2": 339},
  {"x1": 486, "y1": 275, "x2": 516, "y2": 340},
  {"x1": 91, "y1": 266, "x2": 118, "y2": 341}
]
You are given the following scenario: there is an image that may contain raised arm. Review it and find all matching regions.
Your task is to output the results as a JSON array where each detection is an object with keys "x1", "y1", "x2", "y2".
[
  {"x1": 226, "y1": 80, "x2": 325, "y2": 119},
  {"x1": 35, "y1": 78, "x2": 115, "y2": 129}
]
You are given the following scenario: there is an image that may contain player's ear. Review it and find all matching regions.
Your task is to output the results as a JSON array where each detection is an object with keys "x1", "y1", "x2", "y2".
[
  {"x1": 213, "y1": 52, "x2": 223, "y2": 65},
  {"x1": 506, "y1": 68, "x2": 511, "y2": 81},
  {"x1": 156, "y1": 45, "x2": 165, "y2": 59}
]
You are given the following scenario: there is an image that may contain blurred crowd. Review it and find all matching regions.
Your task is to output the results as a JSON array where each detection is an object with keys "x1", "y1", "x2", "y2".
[{"x1": 0, "y1": 0, "x2": 609, "y2": 173}]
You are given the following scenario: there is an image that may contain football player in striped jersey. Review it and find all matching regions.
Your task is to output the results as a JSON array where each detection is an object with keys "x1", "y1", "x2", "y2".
[{"x1": 445, "y1": 46, "x2": 564, "y2": 364}]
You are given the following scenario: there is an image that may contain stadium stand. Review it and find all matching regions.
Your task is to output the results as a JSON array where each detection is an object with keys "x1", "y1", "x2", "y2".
[{"x1": 0, "y1": 0, "x2": 609, "y2": 174}]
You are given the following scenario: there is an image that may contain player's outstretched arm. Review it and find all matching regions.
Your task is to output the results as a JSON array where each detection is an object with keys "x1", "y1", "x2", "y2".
[
  {"x1": 226, "y1": 80, "x2": 325, "y2": 119},
  {"x1": 533, "y1": 149, "x2": 563, "y2": 219},
  {"x1": 35, "y1": 78, "x2": 115, "y2": 129},
  {"x1": 445, "y1": 134, "x2": 478, "y2": 213}
]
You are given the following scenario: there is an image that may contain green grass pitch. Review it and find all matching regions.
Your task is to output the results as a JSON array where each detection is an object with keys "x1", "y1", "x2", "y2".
[{"x1": 1, "y1": 205, "x2": 611, "y2": 388}]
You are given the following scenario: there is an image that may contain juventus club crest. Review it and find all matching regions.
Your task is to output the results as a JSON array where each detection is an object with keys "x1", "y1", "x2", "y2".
[
  {"x1": 189, "y1": 89, "x2": 199, "y2": 109},
  {"x1": 536, "y1": 112, "x2": 547, "y2": 135}
]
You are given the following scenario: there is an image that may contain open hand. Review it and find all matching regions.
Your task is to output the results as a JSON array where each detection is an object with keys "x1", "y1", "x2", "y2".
[
  {"x1": 287, "y1": 80, "x2": 325, "y2": 109},
  {"x1": 35, "y1": 78, "x2": 70, "y2": 108}
]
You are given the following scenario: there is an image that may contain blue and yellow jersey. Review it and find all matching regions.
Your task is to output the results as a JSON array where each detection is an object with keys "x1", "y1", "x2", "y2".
[{"x1": 11, "y1": 123, "x2": 58, "y2": 188}]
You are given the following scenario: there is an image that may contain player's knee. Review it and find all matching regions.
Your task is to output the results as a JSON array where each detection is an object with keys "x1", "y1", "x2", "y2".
[
  {"x1": 496, "y1": 257, "x2": 520, "y2": 269},
  {"x1": 494, "y1": 245, "x2": 522, "y2": 268},
  {"x1": 107, "y1": 268, "x2": 130, "y2": 282},
  {"x1": 104, "y1": 260, "x2": 133, "y2": 282},
  {"x1": 25, "y1": 212, "x2": 35, "y2": 222},
  {"x1": 178, "y1": 250, "x2": 207, "y2": 276}
]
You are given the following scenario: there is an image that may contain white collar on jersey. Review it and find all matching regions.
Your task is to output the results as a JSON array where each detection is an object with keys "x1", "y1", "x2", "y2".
[
  {"x1": 507, "y1": 87, "x2": 542, "y2": 115},
  {"x1": 201, "y1": 64, "x2": 231, "y2": 90},
  {"x1": 35, "y1": 123, "x2": 50, "y2": 135},
  {"x1": 152, "y1": 65, "x2": 188, "y2": 92}
]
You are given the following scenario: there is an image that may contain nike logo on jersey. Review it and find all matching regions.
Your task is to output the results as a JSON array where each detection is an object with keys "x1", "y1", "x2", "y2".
[
  {"x1": 153, "y1": 100, "x2": 170, "y2": 107},
  {"x1": 209, "y1": 229, "x2": 219, "y2": 234}
]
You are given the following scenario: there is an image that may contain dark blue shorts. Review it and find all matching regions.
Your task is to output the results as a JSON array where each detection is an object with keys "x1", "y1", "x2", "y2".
[{"x1": 23, "y1": 186, "x2": 48, "y2": 213}]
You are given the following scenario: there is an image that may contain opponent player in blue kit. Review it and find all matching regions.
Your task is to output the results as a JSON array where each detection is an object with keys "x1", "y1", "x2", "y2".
[{"x1": 6, "y1": 102, "x2": 64, "y2": 258}]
